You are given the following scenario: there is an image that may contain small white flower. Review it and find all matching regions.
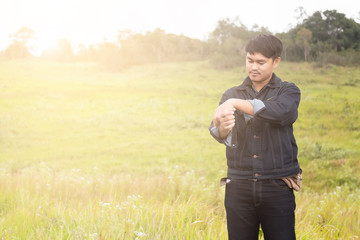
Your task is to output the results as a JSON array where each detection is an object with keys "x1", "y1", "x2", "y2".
[
  {"x1": 99, "y1": 201, "x2": 110, "y2": 206},
  {"x1": 89, "y1": 233, "x2": 98, "y2": 239},
  {"x1": 135, "y1": 231, "x2": 146, "y2": 237}
]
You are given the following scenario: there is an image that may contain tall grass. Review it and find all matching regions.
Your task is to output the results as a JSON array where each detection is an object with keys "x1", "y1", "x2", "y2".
[{"x1": 0, "y1": 60, "x2": 359, "y2": 239}]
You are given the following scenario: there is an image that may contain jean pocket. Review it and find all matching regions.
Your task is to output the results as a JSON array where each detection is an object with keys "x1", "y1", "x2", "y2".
[{"x1": 270, "y1": 179, "x2": 291, "y2": 190}]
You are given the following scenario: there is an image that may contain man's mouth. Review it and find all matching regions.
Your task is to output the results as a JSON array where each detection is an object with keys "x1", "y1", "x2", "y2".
[{"x1": 250, "y1": 71, "x2": 260, "y2": 75}]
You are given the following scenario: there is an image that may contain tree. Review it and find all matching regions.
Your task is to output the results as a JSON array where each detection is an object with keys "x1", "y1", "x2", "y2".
[
  {"x1": 323, "y1": 10, "x2": 360, "y2": 51},
  {"x1": 295, "y1": 28, "x2": 312, "y2": 61},
  {"x1": 302, "y1": 11, "x2": 328, "y2": 42},
  {"x1": 5, "y1": 27, "x2": 37, "y2": 59},
  {"x1": 276, "y1": 32, "x2": 294, "y2": 61},
  {"x1": 97, "y1": 41, "x2": 123, "y2": 70},
  {"x1": 303, "y1": 10, "x2": 360, "y2": 52},
  {"x1": 41, "y1": 39, "x2": 74, "y2": 62},
  {"x1": 115, "y1": 28, "x2": 206, "y2": 66},
  {"x1": 294, "y1": 6, "x2": 308, "y2": 24},
  {"x1": 211, "y1": 17, "x2": 249, "y2": 45}
]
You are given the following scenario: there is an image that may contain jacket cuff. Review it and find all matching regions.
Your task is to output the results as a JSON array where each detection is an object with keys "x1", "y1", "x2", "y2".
[
  {"x1": 247, "y1": 99, "x2": 266, "y2": 115},
  {"x1": 209, "y1": 125, "x2": 236, "y2": 148}
]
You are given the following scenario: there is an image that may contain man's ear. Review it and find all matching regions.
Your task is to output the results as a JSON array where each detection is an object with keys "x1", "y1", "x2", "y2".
[{"x1": 273, "y1": 57, "x2": 281, "y2": 68}]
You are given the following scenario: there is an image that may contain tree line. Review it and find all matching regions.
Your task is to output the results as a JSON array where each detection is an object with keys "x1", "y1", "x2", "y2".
[{"x1": 2, "y1": 9, "x2": 360, "y2": 69}]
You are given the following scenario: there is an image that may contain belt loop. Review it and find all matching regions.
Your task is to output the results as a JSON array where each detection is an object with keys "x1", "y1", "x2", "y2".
[{"x1": 220, "y1": 177, "x2": 231, "y2": 186}]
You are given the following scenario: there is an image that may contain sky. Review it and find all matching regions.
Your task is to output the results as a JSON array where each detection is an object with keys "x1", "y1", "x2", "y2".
[{"x1": 0, "y1": 0, "x2": 359, "y2": 55}]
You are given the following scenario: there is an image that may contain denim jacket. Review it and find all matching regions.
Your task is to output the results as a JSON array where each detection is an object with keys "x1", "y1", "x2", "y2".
[{"x1": 210, "y1": 74, "x2": 301, "y2": 180}]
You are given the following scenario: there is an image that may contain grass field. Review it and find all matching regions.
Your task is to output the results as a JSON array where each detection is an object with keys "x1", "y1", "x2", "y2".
[{"x1": 0, "y1": 60, "x2": 359, "y2": 239}]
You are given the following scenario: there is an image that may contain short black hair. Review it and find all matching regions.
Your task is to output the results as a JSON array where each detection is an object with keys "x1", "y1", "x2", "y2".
[{"x1": 245, "y1": 34, "x2": 283, "y2": 60}]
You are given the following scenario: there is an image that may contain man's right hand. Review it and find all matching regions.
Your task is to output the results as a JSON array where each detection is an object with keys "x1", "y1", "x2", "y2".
[{"x1": 213, "y1": 104, "x2": 236, "y2": 139}]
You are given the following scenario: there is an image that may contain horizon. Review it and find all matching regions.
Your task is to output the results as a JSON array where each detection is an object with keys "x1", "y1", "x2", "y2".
[{"x1": 1, "y1": 0, "x2": 359, "y2": 56}]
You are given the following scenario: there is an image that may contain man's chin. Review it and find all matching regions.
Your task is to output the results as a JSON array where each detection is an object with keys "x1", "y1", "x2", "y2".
[{"x1": 249, "y1": 76, "x2": 261, "y2": 82}]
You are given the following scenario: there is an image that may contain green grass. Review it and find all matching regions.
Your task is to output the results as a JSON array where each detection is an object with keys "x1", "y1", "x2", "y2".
[{"x1": 0, "y1": 60, "x2": 359, "y2": 239}]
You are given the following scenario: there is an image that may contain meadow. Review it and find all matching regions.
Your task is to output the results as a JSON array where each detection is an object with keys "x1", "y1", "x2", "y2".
[{"x1": 0, "y1": 59, "x2": 359, "y2": 239}]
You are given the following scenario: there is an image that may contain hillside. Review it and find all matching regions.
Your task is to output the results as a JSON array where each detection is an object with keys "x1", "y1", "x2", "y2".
[{"x1": 0, "y1": 60, "x2": 359, "y2": 239}]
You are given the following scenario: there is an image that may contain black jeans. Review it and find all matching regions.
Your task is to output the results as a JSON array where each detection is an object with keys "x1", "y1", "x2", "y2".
[{"x1": 225, "y1": 179, "x2": 296, "y2": 240}]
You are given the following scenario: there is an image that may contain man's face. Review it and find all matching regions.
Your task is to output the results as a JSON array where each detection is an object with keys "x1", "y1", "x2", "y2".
[{"x1": 246, "y1": 52, "x2": 280, "y2": 85}]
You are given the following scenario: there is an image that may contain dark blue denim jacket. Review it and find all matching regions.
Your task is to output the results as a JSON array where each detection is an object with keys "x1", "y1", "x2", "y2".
[{"x1": 210, "y1": 74, "x2": 301, "y2": 180}]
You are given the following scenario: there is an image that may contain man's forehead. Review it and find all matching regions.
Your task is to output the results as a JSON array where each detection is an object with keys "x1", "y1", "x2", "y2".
[{"x1": 246, "y1": 52, "x2": 269, "y2": 60}]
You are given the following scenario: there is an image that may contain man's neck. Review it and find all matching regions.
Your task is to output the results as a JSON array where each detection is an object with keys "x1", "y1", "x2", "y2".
[
  {"x1": 252, "y1": 80, "x2": 270, "y2": 92},
  {"x1": 251, "y1": 73, "x2": 273, "y2": 92}
]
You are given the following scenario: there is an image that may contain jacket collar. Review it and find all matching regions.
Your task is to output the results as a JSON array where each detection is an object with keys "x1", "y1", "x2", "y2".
[{"x1": 237, "y1": 73, "x2": 281, "y2": 91}]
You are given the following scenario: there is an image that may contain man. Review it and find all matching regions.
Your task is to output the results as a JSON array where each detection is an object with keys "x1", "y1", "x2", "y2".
[{"x1": 209, "y1": 34, "x2": 301, "y2": 240}]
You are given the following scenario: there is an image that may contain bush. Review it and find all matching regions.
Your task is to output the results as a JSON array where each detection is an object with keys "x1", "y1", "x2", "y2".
[
  {"x1": 209, "y1": 53, "x2": 244, "y2": 69},
  {"x1": 317, "y1": 49, "x2": 360, "y2": 66}
]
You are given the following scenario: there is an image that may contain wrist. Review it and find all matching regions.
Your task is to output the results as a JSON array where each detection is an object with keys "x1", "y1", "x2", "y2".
[
  {"x1": 229, "y1": 98, "x2": 241, "y2": 110},
  {"x1": 219, "y1": 127, "x2": 231, "y2": 139},
  {"x1": 225, "y1": 98, "x2": 237, "y2": 109}
]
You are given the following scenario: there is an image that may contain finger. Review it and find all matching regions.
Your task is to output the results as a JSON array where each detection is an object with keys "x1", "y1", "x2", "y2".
[
  {"x1": 213, "y1": 113, "x2": 222, "y2": 127},
  {"x1": 223, "y1": 122, "x2": 235, "y2": 130},
  {"x1": 214, "y1": 105, "x2": 235, "y2": 127},
  {"x1": 213, "y1": 119, "x2": 220, "y2": 128},
  {"x1": 221, "y1": 113, "x2": 235, "y2": 122},
  {"x1": 221, "y1": 108, "x2": 236, "y2": 117},
  {"x1": 221, "y1": 119, "x2": 235, "y2": 128},
  {"x1": 221, "y1": 112, "x2": 234, "y2": 120}
]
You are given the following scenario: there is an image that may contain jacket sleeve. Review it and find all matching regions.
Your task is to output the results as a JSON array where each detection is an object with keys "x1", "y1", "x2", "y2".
[
  {"x1": 255, "y1": 83, "x2": 301, "y2": 126},
  {"x1": 209, "y1": 122, "x2": 236, "y2": 148},
  {"x1": 208, "y1": 90, "x2": 238, "y2": 148}
]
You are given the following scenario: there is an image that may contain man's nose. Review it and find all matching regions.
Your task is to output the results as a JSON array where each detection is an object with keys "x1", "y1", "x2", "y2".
[{"x1": 251, "y1": 63, "x2": 259, "y2": 69}]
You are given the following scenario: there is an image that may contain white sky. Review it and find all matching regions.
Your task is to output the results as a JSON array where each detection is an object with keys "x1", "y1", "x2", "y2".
[{"x1": 0, "y1": 0, "x2": 359, "y2": 55}]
